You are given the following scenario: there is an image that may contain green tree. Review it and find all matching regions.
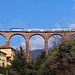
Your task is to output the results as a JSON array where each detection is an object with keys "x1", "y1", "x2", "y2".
[
  {"x1": 39, "y1": 40, "x2": 75, "y2": 75},
  {"x1": 11, "y1": 46, "x2": 27, "y2": 75},
  {"x1": 26, "y1": 51, "x2": 46, "y2": 75}
]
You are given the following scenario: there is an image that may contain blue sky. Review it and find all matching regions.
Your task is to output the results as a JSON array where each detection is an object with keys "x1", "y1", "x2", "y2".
[
  {"x1": 0, "y1": 0, "x2": 75, "y2": 30},
  {"x1": 0, "y1": 0, "x2": 75, "y2": 51}
]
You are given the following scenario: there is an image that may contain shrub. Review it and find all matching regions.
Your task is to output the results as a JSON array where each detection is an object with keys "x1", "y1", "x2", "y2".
[{"x1": 0, "y1": 66, "x2": 6, "y2": 74}]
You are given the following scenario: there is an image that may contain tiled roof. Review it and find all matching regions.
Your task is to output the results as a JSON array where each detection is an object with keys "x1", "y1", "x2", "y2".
[
  {"x1": 0, "y1": 45, "x2": 16, "y2": 51},
  {"x1": 0, "y1": 45, "x2": 11, "y2": 49}
]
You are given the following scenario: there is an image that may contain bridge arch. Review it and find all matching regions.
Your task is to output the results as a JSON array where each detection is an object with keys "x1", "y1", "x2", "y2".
[
  {"x1": 29, "y1": 34, "x2": 45, "y2": 41},
  {"x1": 9, "y1": 34, "x2": 26, "y2": 41},
  {"x1": 9, "y1": 34, "x2": 26, "y2": 50},
  {"x1": 48, "y1": 34, "x2": 64, "y2": 40},
  {"x1": 69, "y1": 34, "x2": 75, "y2": 40},
  {"x1": 0, "y1": 34, "x2": 6, "y2": 46},
  {"x1": 0, "y1": 34, "x2": 6, "y2": 39},
  {"x1": 29, "y1": 34, "x2": 45, "y2": 59},
  {"x1": 48, "y1": 34, "x2": 63, "y2": 52}
]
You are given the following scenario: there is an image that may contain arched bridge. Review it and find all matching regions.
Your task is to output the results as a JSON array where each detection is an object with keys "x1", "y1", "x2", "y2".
[{"x1": 0, "y1": 31, "x2": 75, "y2": 60}]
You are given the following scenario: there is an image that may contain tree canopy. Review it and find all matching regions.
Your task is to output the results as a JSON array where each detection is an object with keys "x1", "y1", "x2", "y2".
[{"x1": 0, "y1": 40, "x2": 75, "y2": 75}]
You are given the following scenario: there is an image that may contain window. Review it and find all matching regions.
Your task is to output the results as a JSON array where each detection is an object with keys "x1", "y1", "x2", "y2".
[
  {"x1": 11, "y1": 53, "x2": 12, "y2": 56},
  {"x1": 0, "y1": 53, "x2": 1, "y2": 55},
  {"x1": 2, "y1": 60, "x2": 5, "y2": 66},
  {"x1": 2, "y1": 54, "x2": 6, "y2": 57},
  {"x1": 2, "y1": 49, "x2": 4, "y2": 51}
]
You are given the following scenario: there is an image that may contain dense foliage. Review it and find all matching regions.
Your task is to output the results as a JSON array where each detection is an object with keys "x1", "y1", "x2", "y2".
[
  {"x1": 0, "y1": 40, "x2": 75, "y2": 75},
  {"x1": 11, "y1": 47, "x2": 27, "y2": 75},
  {"x1": 39, "y1": 40, "x2": 75, "y2": 75},
  {"x1": 0, "y1": 66, "x2": 6, "y2": 74}
]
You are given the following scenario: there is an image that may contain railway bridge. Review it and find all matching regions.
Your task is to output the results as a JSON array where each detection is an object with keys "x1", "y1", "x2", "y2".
[{"x1": 0, "y1": 31, "x2": 75, "y2": 60}]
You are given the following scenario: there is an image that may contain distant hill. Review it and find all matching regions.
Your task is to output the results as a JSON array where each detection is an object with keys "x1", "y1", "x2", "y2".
[
  {"x1": 29, "y1": 48, "x2": 52, "y2": 60},
  {"x1": 29, "y1": 49, "x2": 44, "y2": 59}
]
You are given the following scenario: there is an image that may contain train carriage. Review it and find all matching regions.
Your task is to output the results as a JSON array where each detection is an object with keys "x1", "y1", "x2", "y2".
[{"x1": 10, "y1": 28, "x2": 74, "y2": 32}]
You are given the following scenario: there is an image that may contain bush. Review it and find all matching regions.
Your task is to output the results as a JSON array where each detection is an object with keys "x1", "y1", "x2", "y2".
[{"x1": 0, "y1": 66, "x2": 6, "y2": 74}]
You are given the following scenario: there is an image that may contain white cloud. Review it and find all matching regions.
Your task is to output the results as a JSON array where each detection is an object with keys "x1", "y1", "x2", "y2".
[
  {"x1": 69, "y1": 24, "x2": 75, "y2": 28},
  {"x1": 55, "y1": 23, "x2": 61, "y2": 28},
  {"x1": 11, "y1": 35, "x2": 62, "y2": 51},
  {"x1": 11, "y1": 39, "x2": 26, "y2": 51},
  {"x1": 29, "y1": 36, "x2": 44, "y2": 51},
  {"x1": 48, "y1": 36, "x2": 55, "y2": 48},
  {"x1": 12, "y1": 36, "x2": 44, "y2": 51},
  {"x1": 12, "y1": 45, "x2": 20, "y2": 50},
  {"x1": 18, "y1": 36, "x2": 44, "y2": 51},
  {"x1": 12, "y1": 43, "x2": 26, "y2": 51},
  {"x1": 20, "y1": 39, "x2": 26, "y2": 49},
  {"x1": 48, "y1": 35, "x2": 62, "y2": 48}
]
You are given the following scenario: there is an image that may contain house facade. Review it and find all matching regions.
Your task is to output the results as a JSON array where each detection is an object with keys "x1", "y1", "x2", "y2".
[
  {"x1": 0, "y1": 45, "x2": 15, "y2": 66},
  {"x1": 0, "y1": 51, "x2": 7, "y2": 66}
]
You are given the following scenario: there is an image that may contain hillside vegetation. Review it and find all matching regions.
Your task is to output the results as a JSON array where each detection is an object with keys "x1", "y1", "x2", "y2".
[
  {"x1": 39, "y1": 40, "x2": 75, "y2": 75},
  {"x1": 0, "y1": 40, "x2": 75, "y2": 75}
]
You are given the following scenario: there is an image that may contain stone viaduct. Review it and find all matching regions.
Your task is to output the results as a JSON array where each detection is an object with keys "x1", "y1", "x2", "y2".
[{"x1": 0, "y1": 31, "x2": 75, "y2": 60}]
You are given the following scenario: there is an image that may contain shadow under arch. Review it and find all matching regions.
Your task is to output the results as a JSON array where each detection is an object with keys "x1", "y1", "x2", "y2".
[
  {"x1": 69, "y1": 34, "x2": 75, "y2": 40},
  {"x1": 0, "y1": 34, "x2": 6, "y2": 46}
]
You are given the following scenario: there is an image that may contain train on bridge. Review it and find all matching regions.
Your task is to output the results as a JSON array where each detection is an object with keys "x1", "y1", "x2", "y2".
[{"x1": 10, "y1": 28, "x2": 75, "y2": 32}]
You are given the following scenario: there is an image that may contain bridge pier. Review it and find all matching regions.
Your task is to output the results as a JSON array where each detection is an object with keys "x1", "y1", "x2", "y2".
[
  {"x1": 6, "y1": 41, "x2": 9, "y2": 46},
  {"x1": 63, "y1": 33, "x2": 71, "y2": 42},
  {"x1": 6, "y1": 38, "x2": 9, "y2": 46},
  {"x1": 45, "y1": 40, "x2": 48, "y2": 56},
  {"x1": 25, "y1": 41, "x2": 29, "y2": 62}
]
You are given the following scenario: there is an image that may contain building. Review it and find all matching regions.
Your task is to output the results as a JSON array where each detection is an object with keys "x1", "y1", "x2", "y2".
[
  {"x1": 0, "y1": 51, "x2": 7, "y2": 67},
  {"x1": 0, "y1": 45, "x2": 15, "y2": 66}
]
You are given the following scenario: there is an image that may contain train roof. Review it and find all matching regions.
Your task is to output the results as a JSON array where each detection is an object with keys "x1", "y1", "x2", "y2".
[{"x1": 10, "y1": 28, "x2": 24, "y2": 30}]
